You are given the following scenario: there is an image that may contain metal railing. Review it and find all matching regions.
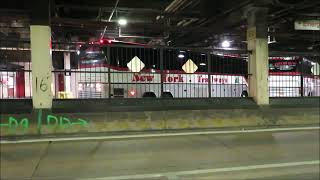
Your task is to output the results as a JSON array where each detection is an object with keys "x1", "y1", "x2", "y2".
[
  {"x1": 51, "y1": 44, "x2": 249, "y2": 99},
  {"x1": 268, "y1": 57, "x2": 320, "y2": 97},
  {"x1": 0, "y1": 40, "x2": 32, "y2": 99},
  {"x1": 1, "y1": 40, "x2": 319, "y2": 99}
]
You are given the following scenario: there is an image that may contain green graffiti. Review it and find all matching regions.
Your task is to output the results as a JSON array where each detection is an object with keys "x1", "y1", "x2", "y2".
[
  {"x1": 60, "y1": 116, "x2": 72, "y2": 128},
  {"x1": 72, "y1": 118, "x2": 88, "y2": 127},
  {"x1": 0, "y1": 112, "x2": 89, "y2": 133},
  {"x1": 47, "y1": 114, "x2": 59, "y2": 128},
  {"x1": 46, "y1": 115, "x2": 88, "y2": 128},
  {"x1": 0, "y1": 117, "x2": 29, "y2": 129}
]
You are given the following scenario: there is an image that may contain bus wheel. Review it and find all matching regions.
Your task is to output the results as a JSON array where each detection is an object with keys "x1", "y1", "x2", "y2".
[
  {"x1": 161, "y1": 92, "x2": 173, "y2": 98},
  {"x1": 241, "y1": 91, "x2": 248, "y2": 97},
  {"x1": 142, "y1": 92, "x2": 157, "y2": 98}
]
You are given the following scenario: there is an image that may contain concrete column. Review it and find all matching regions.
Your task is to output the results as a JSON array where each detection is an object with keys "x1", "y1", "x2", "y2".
[
  {"x1": 64, "y1": 52, "x2": 71, "y2": 92},
  {"x1": 247, "y1": 7, "x2": 269, "y2": 105},
  {"x1": 30, "y1": 26, "x2": 53, "y2": 108},
  {"x1": 30, "y1": 0, "x2": 52, "y2": 109}
]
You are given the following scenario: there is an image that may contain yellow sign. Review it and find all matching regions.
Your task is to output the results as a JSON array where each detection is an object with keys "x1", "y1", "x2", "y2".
[
  {"x1": 182, "y1": 59, "x2": 198, "y2": 74},
  {"x1": 127, "y1": 56, "x2": 145, "y2": 72}
]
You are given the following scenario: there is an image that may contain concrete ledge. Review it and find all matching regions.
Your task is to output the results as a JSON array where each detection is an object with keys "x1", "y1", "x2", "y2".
[
  {"x1": 1, "y1": 107, "x2": 319, "y2": 137},
  {"x1": 1, "y1": 97, "x2": 319, "y2": 114}
]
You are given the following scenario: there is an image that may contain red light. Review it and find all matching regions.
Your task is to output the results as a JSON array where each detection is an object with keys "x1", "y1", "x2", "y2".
[
  {"x1": 129, "y1": 90, "x2": 136, "y2": 96},
  {"x1": 98, "y1": 39, "x2": 112, "y2": 44}
]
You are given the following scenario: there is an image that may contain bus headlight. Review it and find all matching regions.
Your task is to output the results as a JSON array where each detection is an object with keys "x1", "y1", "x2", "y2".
[
  {"x1": 78, "y1": 84, "x2": 83, "y2": 91},
  {"x1": 96, "y1": 83, "x2": 102, "y2": 88},
  {"x1": 129, "y1": 89, "x2": 136, "y2": 96}
]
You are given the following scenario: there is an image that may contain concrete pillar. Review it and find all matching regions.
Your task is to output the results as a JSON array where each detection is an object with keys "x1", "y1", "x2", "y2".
[
  {"x1": 247, "y1": 7, "x2": 269, "y2": 105},
  {"x1": 30, "y1": 26, "x2": 53, "y2": 108},
  {"x1": 64, "y1": 52, "x2": 71, "y2": 92},
  {"x1": 30, "y1": 0, "x2": 52, "y2": 109}
]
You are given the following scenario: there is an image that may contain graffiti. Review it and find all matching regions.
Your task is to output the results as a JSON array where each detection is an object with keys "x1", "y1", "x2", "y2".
[
  {"x1": 0, "y1": 110, "x2": 88, "y2": 132},
  {"x1": 0, "y1": 117, "x2": 29, "y2": 129},
  {"x1": 46, "y1": 114, "x2": 88, "y2": 128}
]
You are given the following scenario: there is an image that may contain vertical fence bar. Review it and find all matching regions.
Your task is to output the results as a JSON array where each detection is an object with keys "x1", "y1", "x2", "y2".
[
  {"x1": 207, "y1": 53, "x2": 212, "y2": 98},
  {"x1": 300, "y1": 58, "x2": 304, "y2": 97},
  {"x1": 160, "y1": 48, "x2": 164, "y2": 96},
  {"x1": 107, "y1": 46, "x2": 111, "y2": 98},
  {"x1": 300, "y1": 69, "x2": 304, "y2": 97}
]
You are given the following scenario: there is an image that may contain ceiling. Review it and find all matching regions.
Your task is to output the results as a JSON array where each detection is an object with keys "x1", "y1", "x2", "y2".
[{"x1": 0, "y1": 0, "x2": 319, "y2": 56}]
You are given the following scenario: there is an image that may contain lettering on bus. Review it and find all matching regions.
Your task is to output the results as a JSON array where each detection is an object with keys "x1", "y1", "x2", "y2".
[
  {"x1": 197, "y1": 76, "x2": 228, "y2": 84},
  {"x1": 132, "y1": 74, "x2": 154, "y2": 82},
  {"x1": 163, "y1": 75, "x2": 184, "y2": 83},
  {"x1": 132, "y1": 74, "x2": 184, "y2": 83}
]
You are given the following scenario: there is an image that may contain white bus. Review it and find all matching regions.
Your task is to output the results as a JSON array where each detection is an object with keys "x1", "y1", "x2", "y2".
[
  {"x1": 74, "y1": 44, "x2": 248, "y2": 98},
  {"x1": 269, "y1": 57, "x2": 320, "y2": 97},
  {"x1": 72, "y1": 44, "x2": 319, "y2": 98}
]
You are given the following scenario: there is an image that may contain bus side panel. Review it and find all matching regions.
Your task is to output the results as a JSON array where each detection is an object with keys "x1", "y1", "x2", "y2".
[
  {"x1": 269, "y1": 75, "x2": 300, "y2": 97},
  {"x1": 210, "y1": 75, "x2": 247, "y2": 97}
]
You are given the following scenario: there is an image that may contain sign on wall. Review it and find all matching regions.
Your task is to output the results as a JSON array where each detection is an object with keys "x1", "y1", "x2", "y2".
[{"x1": 294, "y1": 20, "x2": 320, "y2": 31}]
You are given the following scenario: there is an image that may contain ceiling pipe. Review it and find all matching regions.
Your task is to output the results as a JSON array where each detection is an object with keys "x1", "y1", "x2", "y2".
[
  {"x1": 101, "y1": 0, "x2": 119, "y2": 39},
  {"x1": 170, "y1": 0, "x2": 188, "y2": 13},
  {"x1": 118, "y1": 27, "x2": 169, "y2": 39},
  {"x1": 172, "y1": 0, "x2": 197, "y2": 13},
  {"x1": 272, "y1": 0, "x2": 308, "y2": 7},
  {"x1": 165, "y1": 0, "x2": 184, "y2": 13},
  {"x1": 108, "y1": 0, "x2": 120, "y2": 22},
  {"x1": 182, "y1": 18, "x2": 198, "y2": 27}
]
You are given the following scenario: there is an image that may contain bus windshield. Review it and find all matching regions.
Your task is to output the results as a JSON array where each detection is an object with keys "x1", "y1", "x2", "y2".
[{"x1": 269, "y1": 58, "x2": 313, "y2": 75}]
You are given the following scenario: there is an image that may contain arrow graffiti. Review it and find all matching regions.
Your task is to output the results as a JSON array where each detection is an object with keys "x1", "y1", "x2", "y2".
[{"x1": 0, "y1": 111, "x2": 89, "y2": 133}]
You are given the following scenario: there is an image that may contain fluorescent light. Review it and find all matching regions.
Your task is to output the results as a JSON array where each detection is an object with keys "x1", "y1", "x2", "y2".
[
  {"x1": 178, "y1": 54, "x2": 185, "y2": 58},
  {"x1": 200, "y1": 63, "x2": 206, "y2": 66},
  {"x1": 118, "y1": 19, "x2": 127, "y2": 26},
  {"x1": 221, "y1": 40, "x2": 230, "y2": 48}
]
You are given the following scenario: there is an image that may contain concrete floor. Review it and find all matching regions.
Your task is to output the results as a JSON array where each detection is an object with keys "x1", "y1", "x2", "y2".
[{"x1": 0, "y1": 129, "x2": 319, "y2": 180}]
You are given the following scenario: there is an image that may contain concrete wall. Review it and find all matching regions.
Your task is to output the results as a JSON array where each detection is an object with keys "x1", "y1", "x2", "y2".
[{"x1": 1, "y1": 106, "x2": 319, "y2": 137}]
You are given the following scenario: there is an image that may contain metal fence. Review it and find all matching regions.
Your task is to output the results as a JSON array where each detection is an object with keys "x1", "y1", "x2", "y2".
[
  {"x1": 0, "y1": 40, "x2": 32, "y2": 99},
  {"x1": 65, "y1": 44, "x2": 249, "y2": 99},
  {"x1": 1, "y1": 40, "x2": 319, "y2": 99},
  {"x1": 268, "y1": 57, "x2": 320, "y2": 97}
]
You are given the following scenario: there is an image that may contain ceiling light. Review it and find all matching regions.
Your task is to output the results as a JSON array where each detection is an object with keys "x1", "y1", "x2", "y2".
[
  {"x1": 118, "y1": 19, "x2": 127, "y2": 26},
  {"x1": 221, "y1": 40, "x2": 231, "y2": 48},
  {"x1": 200, "y1": 63, "x2": 206, "y2": 66},
  {"x1": 178, "y1": 54, "x2": 185, "y2": 58}
]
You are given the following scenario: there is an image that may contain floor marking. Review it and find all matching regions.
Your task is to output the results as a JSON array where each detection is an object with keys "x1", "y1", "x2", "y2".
[
  {"x1": 1, "y1": 126, "x2": 319, "y2": 144},
  {"x1": 77, "y1": 160, "x2": 320, "y2": 180}
]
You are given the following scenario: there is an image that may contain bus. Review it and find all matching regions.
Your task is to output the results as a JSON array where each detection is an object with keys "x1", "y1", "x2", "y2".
[
  {"x1": 72, "y1": 43, "x2": 319, "y2": 98},
  {"x1": 0, "y1": 62, "x2": 28, "y2": 99},
  {"x1": 73, "y1": 42, "x2": 248, "y2": 98},
  {"x1": 269, "y1": 57, "x2": 320, "y2": 97}
]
